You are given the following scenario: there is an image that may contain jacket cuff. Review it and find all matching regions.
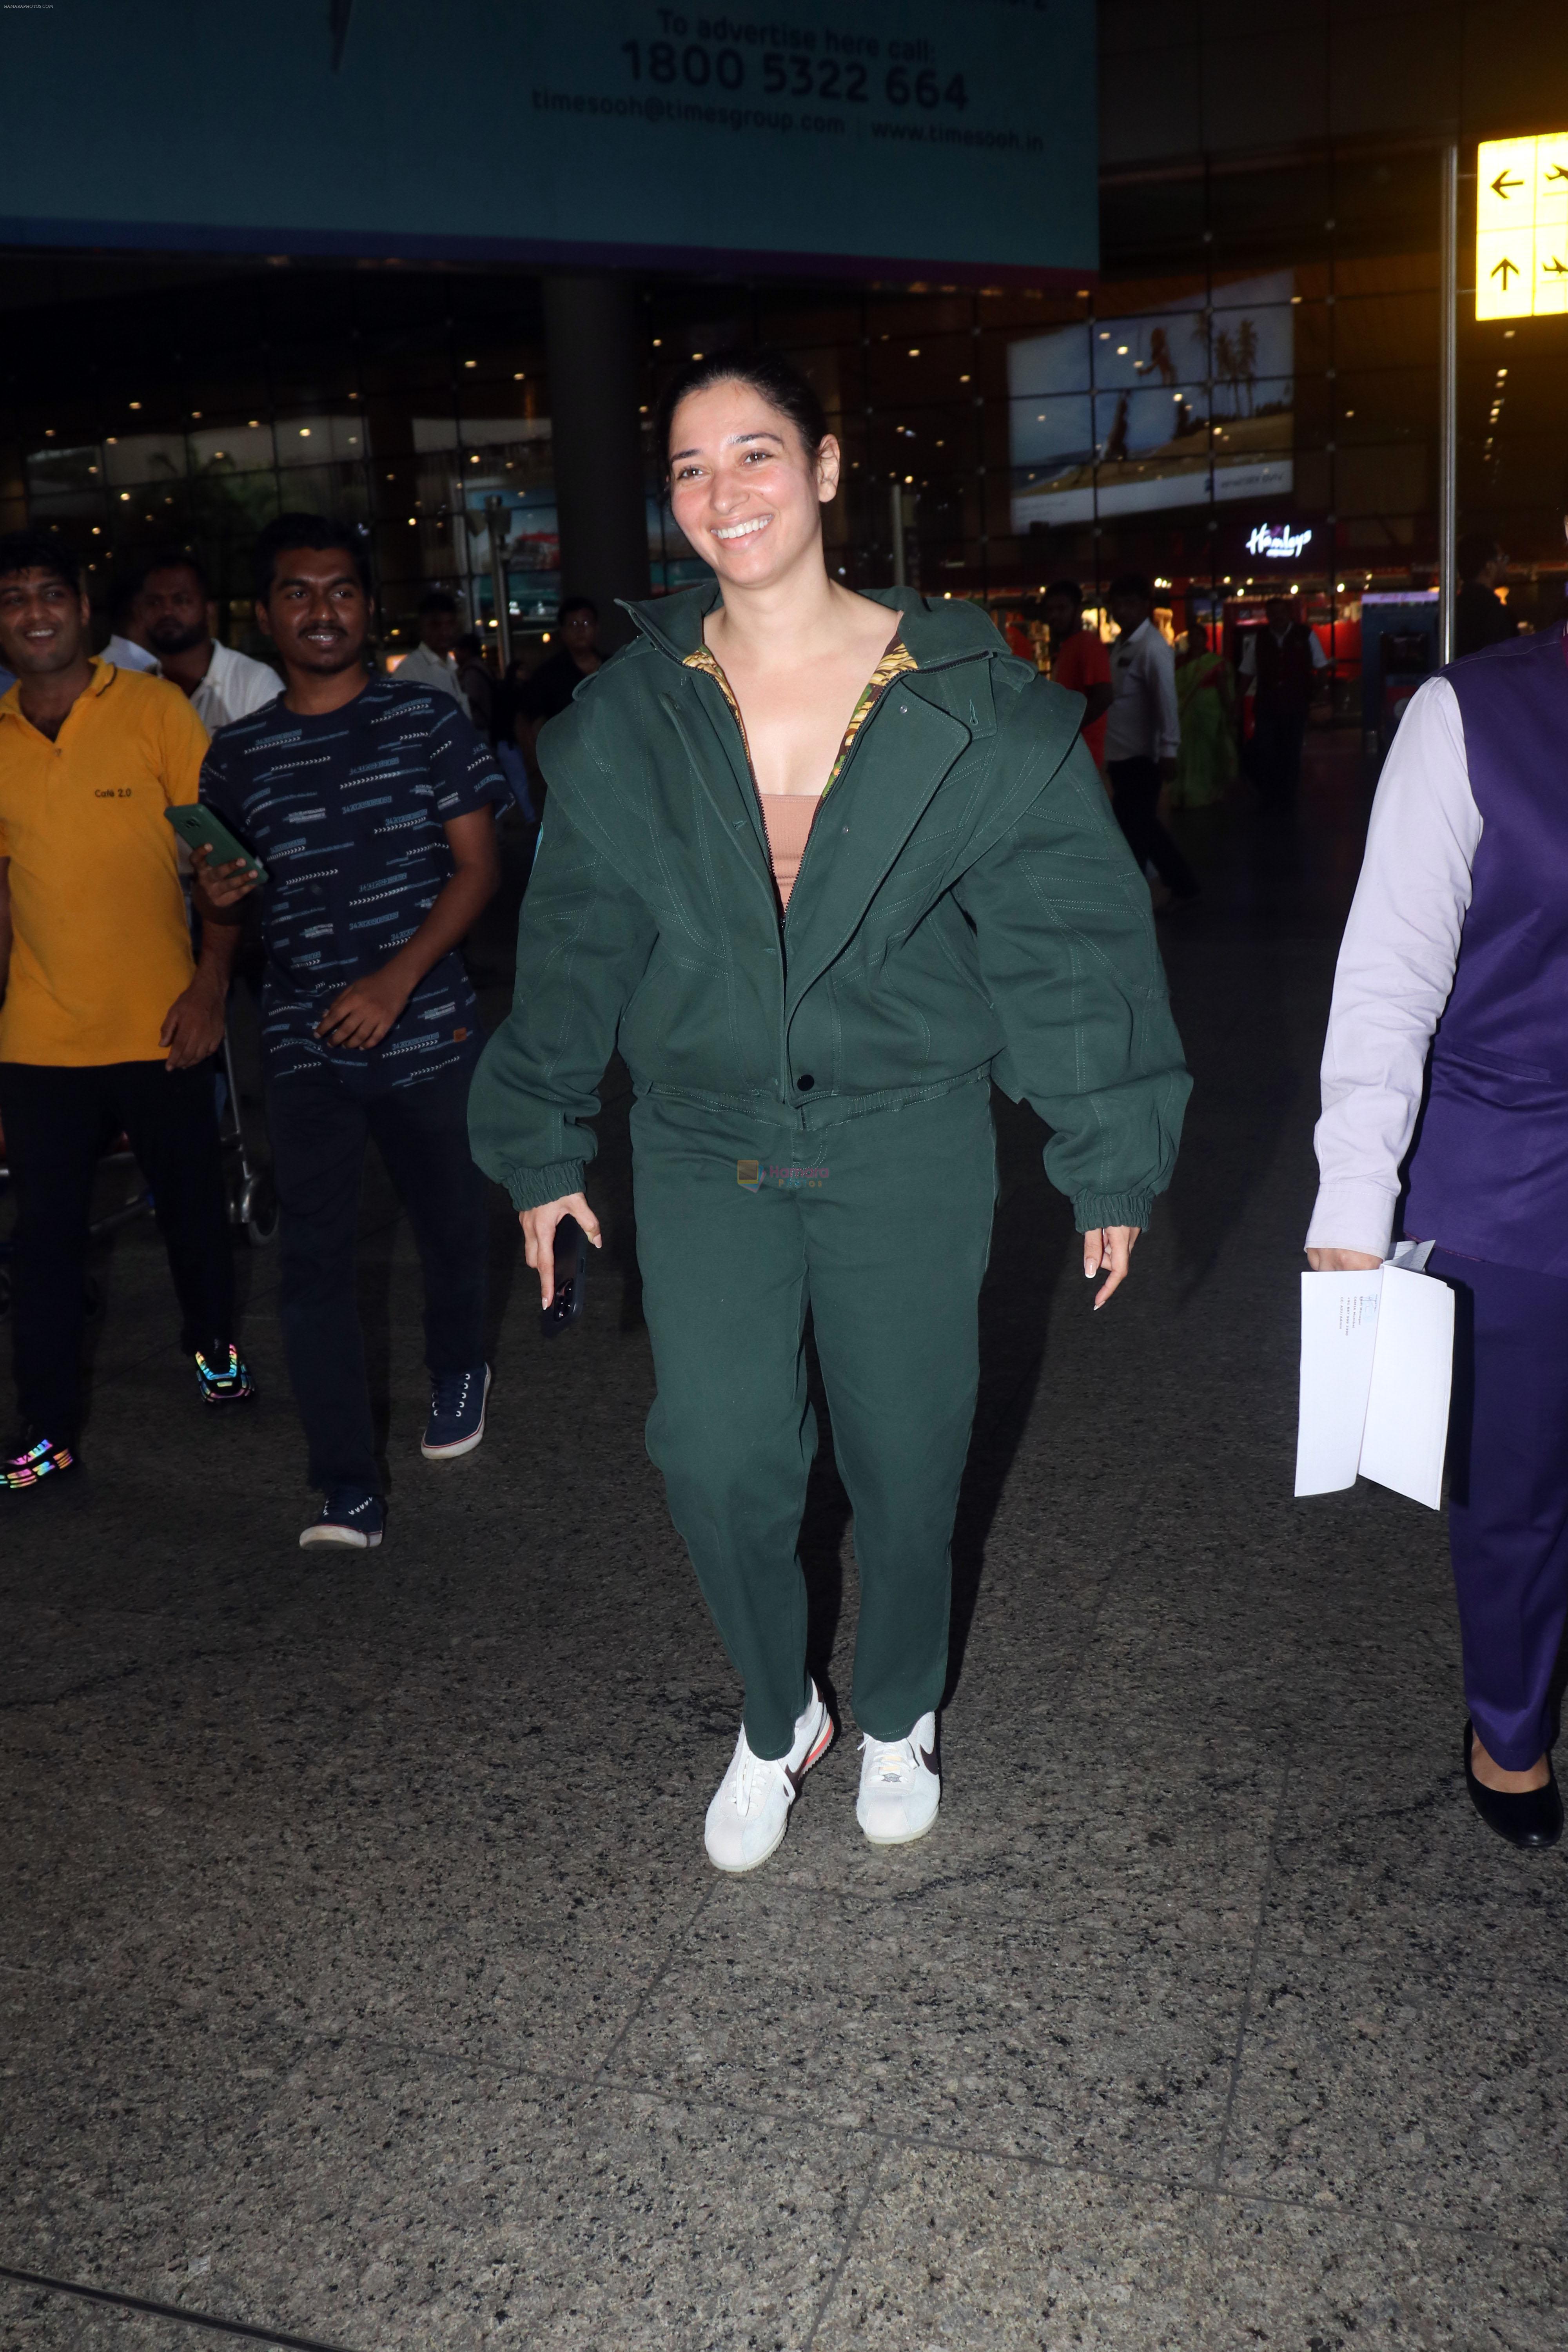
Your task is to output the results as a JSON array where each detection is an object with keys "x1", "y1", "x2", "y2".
[
  {"x1": 1303, "y1": 1181, "x2": 1396, "y2": 1260},
  {"x1": 1074, "y1": 1190, "x2": 1154, "y2": 1232},
  {"x1": 502, "y1": 1158, "x2": 586, "y2": 1212}
]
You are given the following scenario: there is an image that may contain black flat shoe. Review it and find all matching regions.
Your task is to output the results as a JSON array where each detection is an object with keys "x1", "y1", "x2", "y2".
[{"x1": 1464, "y1": 1721, "x2": 1564, "y2": 1849}]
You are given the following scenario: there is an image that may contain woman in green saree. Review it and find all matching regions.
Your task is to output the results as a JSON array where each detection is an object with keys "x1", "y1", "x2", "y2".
[{"x1": 1172, "y1": 623, "x2": 1237, "y2": 809}]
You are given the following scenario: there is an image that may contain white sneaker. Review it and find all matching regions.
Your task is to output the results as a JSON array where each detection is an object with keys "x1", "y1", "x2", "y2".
[
  {"x1": 704, "y1": 1682, "x2": 833, "y2": 1875},
  {"x1": 856, "y1": 1712, "x2": 940, "y2": 1846}
]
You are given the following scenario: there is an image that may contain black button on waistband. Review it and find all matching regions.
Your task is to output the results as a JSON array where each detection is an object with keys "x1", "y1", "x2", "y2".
[{"x1": 796, "y1": 1073, "x2": 815, "y2": 1091}]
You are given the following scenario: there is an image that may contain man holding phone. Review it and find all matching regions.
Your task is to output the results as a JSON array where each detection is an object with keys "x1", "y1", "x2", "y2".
[
  {"x1": 0, "y1": 529, "x2": 253, "y2": 1494},
  {"x1": 196, "y1": 514, "x2": 503, "y2": 1550}
]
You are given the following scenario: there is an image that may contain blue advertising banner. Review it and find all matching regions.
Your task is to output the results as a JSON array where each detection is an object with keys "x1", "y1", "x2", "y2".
[{"x1": 2, "y1": 0, "x2": 1095, "y2": 283}]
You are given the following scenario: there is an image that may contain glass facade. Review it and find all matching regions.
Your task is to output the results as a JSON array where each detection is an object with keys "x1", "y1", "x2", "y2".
[{"x1": 2, "y1": 124, "x2": 1563, "y2": 693}]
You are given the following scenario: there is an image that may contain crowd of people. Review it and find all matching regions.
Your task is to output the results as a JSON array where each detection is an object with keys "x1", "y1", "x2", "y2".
[
  {"x1": 1028, "y1": 573, "x2": 1340, "y2": 910},
  {"x1": 0, "y1": 351, "x2": 1561, "y2": 1863}
]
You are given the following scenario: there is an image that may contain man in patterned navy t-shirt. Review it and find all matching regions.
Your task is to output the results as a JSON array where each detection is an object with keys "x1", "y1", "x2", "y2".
[{"x1": 198, "y1": 515, "x2": 503, "y2": 1550}]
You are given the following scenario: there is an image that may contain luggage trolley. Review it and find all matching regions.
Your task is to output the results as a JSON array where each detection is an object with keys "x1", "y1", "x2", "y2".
[{"x1": 0, "y1": 1017, "x2": 276, "y2": 1319}]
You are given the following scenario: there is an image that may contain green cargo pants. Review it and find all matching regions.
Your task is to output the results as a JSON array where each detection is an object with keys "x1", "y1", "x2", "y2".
[{"x1": 631, "y1": 1079, "x2": 996, "y2": 1760}]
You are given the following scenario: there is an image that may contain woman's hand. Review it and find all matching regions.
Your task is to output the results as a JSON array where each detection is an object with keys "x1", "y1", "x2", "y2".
[
  {"x1": 521, "y1": 1192, "x2": 602, "y2": 1309},
  {"x1": 1305, "y1": 1248, "x2": 1382, "y2": 1272},
  {"x1": 1083, "y1": 1224, "x2": 1141, "y2": 1309}
]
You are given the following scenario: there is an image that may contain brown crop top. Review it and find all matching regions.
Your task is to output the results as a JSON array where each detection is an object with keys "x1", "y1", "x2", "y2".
[{"x1": 684, "y1": 629, "x2": 918, "y2": 910}]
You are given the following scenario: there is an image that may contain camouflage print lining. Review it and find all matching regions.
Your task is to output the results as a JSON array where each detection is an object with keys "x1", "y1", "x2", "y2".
[{"x1": 684, "y1": 630, "x2": 918, "y2": 800}]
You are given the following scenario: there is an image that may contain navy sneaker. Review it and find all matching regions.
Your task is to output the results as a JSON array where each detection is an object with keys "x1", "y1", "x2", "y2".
[
  {"x1": 421, "y1": 1364, "x2": 490, "y2": 1460},
  {"x1": 195, "y1": 1345, "x2": 257, "y2": 1408},
  {"x1": 299, "y1": 1487, "x2": 385, "y2": 1550},
  {"x1": 4, "y1": 1428, "x2": 77, "y2": 1492}
]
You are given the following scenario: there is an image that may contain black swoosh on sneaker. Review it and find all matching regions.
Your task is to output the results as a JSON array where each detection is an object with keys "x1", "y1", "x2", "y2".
[{"x1": 919, "y1": 1745, "x2": 938, "y2": 1777}]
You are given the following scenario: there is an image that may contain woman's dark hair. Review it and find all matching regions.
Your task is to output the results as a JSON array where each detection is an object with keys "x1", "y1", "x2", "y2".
[
  {"x1": 252, "y1": 512, "x2": 371, "y2": 604},
  {"x1": 653, "y1": 348, "x2": 828, "y2": 480},
  {"x1": 0, "y1": 527, "x2": 81, "y2": 596}
]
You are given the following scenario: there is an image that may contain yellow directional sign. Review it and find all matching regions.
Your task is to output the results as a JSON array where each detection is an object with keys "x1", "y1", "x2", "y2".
[{"x1": 1477, "y1": 132, "x2": 1568, "y2": 318}]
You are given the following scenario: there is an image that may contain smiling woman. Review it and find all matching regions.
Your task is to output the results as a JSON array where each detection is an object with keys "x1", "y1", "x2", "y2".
[{"x1": 469, "y1": 347, "x2": 1191, "y2": 1877}]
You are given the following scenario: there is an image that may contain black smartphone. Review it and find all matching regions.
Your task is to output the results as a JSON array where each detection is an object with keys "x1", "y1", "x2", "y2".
[{"x1": 541, "y1": 1213, "x2": 588, "y2": 1338}]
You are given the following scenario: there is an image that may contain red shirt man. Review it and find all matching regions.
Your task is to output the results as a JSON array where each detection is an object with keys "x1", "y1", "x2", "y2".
[{"x1": 1043, "y1": 580, "x2": 1113, "y2": 769}]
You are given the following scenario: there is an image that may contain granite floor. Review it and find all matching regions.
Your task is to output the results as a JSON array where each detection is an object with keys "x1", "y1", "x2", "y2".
[{"x1": 3, "y1": 747, "x2": 1564, "y2": 2351}]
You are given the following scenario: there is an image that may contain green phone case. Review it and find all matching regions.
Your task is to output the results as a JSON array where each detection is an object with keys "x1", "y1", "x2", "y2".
[{"x1": 163, "y1": 804, "x2": 268, "y2": 885}]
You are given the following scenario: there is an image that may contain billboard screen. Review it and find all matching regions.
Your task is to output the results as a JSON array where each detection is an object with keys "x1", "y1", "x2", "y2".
[
  {"x1": 1008, "y1": 270, "x2": 1296, "y2": 530},
  {"x1": 3, "y1": 0, "x2": 1096, "y2": 284}
]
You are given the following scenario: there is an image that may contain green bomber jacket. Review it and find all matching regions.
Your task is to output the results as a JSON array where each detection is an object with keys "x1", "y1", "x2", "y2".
[{"x1": 469, "y1": 584, "x2": 1191, "y2": 1229}]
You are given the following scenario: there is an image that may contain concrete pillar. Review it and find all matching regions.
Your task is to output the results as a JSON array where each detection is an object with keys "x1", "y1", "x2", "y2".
[{"x1": 542, "y1": 273, "x2": 651, "y2": 650}]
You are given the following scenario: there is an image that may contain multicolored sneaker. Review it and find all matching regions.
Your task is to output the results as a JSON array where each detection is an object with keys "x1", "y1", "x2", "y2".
[
  {"x1": 194, "y1": 1345, "x2": 257, "y2": 1408},
  {"x1": 421, "y1": 1364, "x2": 490, "y2": 1459},
  {"x1": 4, "y1": 1431, "x2": 76, "y2": 1492},
  {"x1": 299, "y1": 1487, "x2": 385, "y2": 1551}
]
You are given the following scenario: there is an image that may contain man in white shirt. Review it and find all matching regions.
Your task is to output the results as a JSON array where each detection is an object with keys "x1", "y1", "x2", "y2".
[
  {"x1": 103, "y1": 570, "x2": 161, "y2": 676},
  {"x1": 1239, "y1": 596, "x2": 1327, "y2": 804},
  {"x1": 130, "y1": 551, "x2": 283, "y2": 732},
  {"x1": 1306, "y1": 604, "x2": 1568, "y2": 1851},
  {"x1": 1103, "y1": 573, "x2": 1199, "y2": 906},
  {"x1": 392, "y1": 590, "x2": 472, "y2": 717}
]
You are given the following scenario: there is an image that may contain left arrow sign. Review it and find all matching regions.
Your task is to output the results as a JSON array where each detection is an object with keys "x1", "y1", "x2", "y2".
[{"x1": 1491, "y1": 169, "x2": 1526, "y2": 198}]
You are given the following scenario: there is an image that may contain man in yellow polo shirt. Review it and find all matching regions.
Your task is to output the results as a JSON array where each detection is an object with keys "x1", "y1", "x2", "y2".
[{"x1": 0, "y1": 529, "x2": 255, "y2": 1493}]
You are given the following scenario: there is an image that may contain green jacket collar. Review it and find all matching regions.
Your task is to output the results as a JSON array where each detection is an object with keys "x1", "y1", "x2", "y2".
[{"x1": 620, "y1": 582, "x2": 1006, "y2": 673}]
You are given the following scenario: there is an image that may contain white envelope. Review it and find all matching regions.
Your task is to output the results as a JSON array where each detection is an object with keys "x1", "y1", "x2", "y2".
[{"x1": 1295, "y1": 1259, "x2": 1455, "y2": 1510}]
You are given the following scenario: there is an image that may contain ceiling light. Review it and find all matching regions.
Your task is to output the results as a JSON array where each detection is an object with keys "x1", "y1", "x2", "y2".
[
  {"x1": 191, "y1": 410, "x2": 201, "y2": 419},
  {"x1": 464, "y1": 359, "x2": 477, "y2": 368},
  {"x1": 1116, "y1": 345, "x2": 1129, "y2": 355},
  {"x1": 959, "y1": 372, "x2": 970, "y2": 382},
  {"x1": 129, "y1": 400, "x2": 141, "y2": 409},
  {"x1": 249, "y1": 419, "x2": 260, "y2": 428},
  {"x1": 908, "y1": 347, "x2": 920, "y2": 356},
  {"x1": 299, "y1": 426, "x2": 310, "y2": 436}
]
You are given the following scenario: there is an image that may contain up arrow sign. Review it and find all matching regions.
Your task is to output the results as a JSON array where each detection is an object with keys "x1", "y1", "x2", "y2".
[
  {"x1": 1491, "y1": 255, "x2": 1521, "y2": 285},
  {"x1": 1491, "y1": 167, "x2": 1526, "y2": 198}
]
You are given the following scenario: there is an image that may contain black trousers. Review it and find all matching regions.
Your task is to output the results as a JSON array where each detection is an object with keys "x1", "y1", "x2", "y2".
[
  {"x1": 1250, "y1": 707, "x2": 1309, "y2": 803},
  {"x1": 0, "y1": 1058, "x2": 235, "y2": 1439},
  {"x1": 266, "y1": 1055, "x2": 489, "y2": 1494},
  {"x1": 1106, "y1": 757, "x2": 1200, "y2": 901}
]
